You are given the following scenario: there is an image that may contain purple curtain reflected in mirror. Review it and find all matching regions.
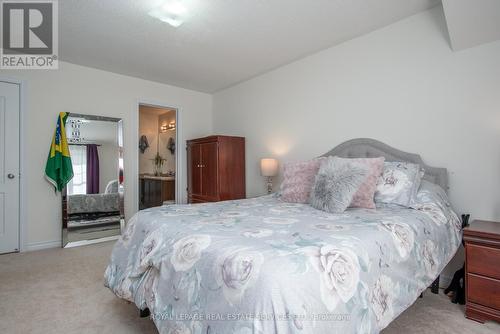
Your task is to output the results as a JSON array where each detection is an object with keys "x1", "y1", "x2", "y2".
[{"x1": 86, "y1": 144, "x2": 100, "y2": 194}]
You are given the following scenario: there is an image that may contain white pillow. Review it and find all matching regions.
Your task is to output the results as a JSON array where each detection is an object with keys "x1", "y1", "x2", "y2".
[{"x1": 375, "y1": 162, "x2": 423, "y2": 207}]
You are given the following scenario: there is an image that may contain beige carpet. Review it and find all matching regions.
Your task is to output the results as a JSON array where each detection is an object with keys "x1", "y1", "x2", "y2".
[{"x1": 0, "y1": 242, "x2": 498, "y2": 334}]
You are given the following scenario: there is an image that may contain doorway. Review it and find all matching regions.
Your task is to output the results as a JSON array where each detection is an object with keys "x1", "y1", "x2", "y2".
[
  {"x1": 0, "y1": 81, "x2": 20, "y2": 254},
  {"x1": 138, "y1": 104, "x2": 178, "y2": 209}
]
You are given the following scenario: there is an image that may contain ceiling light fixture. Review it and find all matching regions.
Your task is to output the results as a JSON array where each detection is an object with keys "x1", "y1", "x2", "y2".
[{"x1": 148, "y1": 0, "x2": 188, "y2": 27}]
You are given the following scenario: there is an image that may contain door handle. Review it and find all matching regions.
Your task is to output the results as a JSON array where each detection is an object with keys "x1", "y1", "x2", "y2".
[{"x1": 7, "y1": 173, "x2": 15, "y2": 179}]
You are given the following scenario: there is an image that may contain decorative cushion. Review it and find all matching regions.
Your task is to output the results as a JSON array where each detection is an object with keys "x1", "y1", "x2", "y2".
[
  {"x1": 332, "y1": 156, "x2": 385, "y2": 209},
  {"x1": 375, "y1": 162, "x2": 424, "y2": 207},
  {"x1": 281, "y1": 157, "x2": 326, "y2": 203},
  {"x1": 310, "y1": 157, "x2": 368, "y2": 213}
]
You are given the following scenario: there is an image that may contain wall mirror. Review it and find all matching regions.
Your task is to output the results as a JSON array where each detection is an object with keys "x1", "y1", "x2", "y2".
[{"x1": 62, "y1": 113, "x2": 124, "y2": 248}]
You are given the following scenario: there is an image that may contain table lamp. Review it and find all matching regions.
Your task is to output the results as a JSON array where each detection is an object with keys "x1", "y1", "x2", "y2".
[{"x1": 260, "y1": 158, "x2": 278, "y2": 194}]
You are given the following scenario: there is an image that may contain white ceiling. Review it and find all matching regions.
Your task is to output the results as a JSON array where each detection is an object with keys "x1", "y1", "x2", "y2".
[
  {"x1": 60, "y1": 0, "x2": 439, "y2": 93},
  {"x1": 442, "y1": 0, "x2": 500, "y2": 51}
]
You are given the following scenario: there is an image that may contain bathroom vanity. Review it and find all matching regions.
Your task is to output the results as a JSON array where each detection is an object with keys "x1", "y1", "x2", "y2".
[{"x1": 139, "y1": 174, "x2": 175, "y2": 209}]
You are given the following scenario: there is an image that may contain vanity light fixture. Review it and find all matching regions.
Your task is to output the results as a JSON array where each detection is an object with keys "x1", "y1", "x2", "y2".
[
  {"x1": 148, "y1": 0, "x2": 188, "y2": 27},
  {"x1": 160, "y1": 121, "x2": 176, "y2": 132}
]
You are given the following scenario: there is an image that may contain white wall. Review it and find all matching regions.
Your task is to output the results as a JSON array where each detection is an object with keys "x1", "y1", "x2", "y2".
[
  {"x1": 97, "y1": 143, "x2": 119, "y2": 192},
  {"x1": 214, "y1": 7, "x2": 500, "y2": 224},
  {"x1": 5, "y1": 61, "x2": 212, "y2": 250}
]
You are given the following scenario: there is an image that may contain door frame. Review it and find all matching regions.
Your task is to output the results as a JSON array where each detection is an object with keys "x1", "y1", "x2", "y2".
[
  {"x1": 0, "y1": 76, "x2": 27, "y2": 252},
  {"x1": 134, "y1": 100, "x2": 182, "y2": 214}
]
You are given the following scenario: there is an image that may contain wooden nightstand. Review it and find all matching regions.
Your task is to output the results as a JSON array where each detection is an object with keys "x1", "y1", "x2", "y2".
[{"x1": 464, "y1": 220, "x2": 500, "y2": 323}]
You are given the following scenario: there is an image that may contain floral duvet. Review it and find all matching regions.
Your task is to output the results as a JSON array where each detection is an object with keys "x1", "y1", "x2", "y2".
[{"x1": 105, "y1": 184, "x2": 461, "y2": 334}]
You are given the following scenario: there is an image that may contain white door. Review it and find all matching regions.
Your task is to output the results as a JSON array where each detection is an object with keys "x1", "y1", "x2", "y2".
[{"x1": 0, "y1": 81, "x2": 20, "y2": 254}]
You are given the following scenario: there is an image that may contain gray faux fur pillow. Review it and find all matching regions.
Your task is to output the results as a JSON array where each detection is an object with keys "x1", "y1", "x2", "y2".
[{"x1": 310, "y1": 157, "x2": 368, "y2": 213}]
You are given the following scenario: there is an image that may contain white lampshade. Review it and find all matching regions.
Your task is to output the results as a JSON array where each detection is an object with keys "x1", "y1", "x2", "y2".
[{"x1": 260, "y1": 158, "x2": 279, "y2": 177}]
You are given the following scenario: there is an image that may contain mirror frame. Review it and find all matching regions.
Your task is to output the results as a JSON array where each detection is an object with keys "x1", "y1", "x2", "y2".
[{"x1": 62, "y1": 113, "x2": 124, "y2": 248}]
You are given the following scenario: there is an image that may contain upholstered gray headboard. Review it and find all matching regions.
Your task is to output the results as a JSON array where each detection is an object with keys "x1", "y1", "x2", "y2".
[{"x1": 322, "y1": 138, "x2": 448, "y2": 191}]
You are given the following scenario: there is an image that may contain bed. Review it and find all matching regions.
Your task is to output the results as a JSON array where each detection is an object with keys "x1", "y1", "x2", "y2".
[{"x1": 105, "y1": 138, "x2": 462, "y2": 334}]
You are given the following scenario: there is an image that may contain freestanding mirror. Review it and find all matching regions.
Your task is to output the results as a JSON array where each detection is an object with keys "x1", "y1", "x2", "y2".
[{"x1": 62, "y1": 113, "x2": 124, "y2": 248}]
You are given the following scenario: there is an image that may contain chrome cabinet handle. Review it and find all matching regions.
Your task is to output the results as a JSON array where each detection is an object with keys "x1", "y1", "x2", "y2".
[{"x1": 7, "y1": 173, "x2": 15, "y2": 179}]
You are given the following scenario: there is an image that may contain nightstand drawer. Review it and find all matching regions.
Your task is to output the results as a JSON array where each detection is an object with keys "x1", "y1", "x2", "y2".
[
  {"x1": 467, "y1": 243, "x2": 500, "y2": 279},
  {"x1": 467, "y1": 274, "x2": 500, "y2": 310}
]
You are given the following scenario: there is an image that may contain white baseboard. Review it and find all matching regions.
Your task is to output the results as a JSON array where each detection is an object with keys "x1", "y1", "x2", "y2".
[
  {"x1": 25, "y1": 239, "x2": 61, "y2": 252},
  {"x1": 25, "y1": 236, "x2": 119, "y2": 252}
]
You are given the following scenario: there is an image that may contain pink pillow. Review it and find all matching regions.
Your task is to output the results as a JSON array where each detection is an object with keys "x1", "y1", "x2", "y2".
[
  {"x1": 281, "y1": 158, "x2": 326, "y2": 203},
  {"x1": 334, "y1": 157, "x2": 385, "y2": 209}
]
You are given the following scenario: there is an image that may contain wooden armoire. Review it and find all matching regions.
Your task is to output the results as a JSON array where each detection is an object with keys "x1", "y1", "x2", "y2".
[{"x1": 187, "y1": 135, "x2": 245, "y2": 203}]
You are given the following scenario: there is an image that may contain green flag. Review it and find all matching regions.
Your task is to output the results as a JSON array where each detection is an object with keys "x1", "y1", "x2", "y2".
[{"x1": 45, "y1": 112, "x2": 73, "y2": 192}]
